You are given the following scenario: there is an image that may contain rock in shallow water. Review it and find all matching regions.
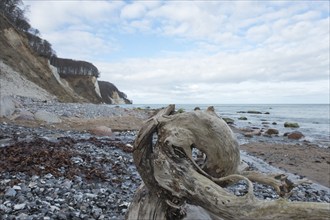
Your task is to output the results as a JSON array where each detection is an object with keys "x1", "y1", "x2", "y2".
[
  {"x1": 265, "y1": 128, "x2": 279, "y2": 135},
  {"x1": 284, "y1": 122, "x2": 300, "y2": 128},
  {"x1": 287, "y1": 131, "x2": 305, "y2": 140},
  {"x1": 222, "y1": 117, "x2": 234, "y2": 124}
]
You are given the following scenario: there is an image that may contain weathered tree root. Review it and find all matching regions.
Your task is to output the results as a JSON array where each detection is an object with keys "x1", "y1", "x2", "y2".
[
  {"x1": 127, "y1": 105, "x2": 330, "y2": 220},
  {"x1": 240, "y1": 171, "x2": 295, "y2": 197}
]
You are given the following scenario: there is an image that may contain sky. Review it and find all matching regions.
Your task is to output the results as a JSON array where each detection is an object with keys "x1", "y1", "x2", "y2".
[{"x1": 23, "y1": 0, "x2": 329, "y2": 104}]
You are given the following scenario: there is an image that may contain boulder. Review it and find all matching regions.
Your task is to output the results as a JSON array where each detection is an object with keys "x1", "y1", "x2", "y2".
[
  {"x1": 247, "y1": 110, "x2": 262, "y2": 114},
  {"x1": 265, "y1": 128, "x2": 279, "y2": 135},
  {"x1": 0, "y1": 96, "x2": 16, "y2": 118},
  {"x1": 88, "y1": 126, "x2": 112, "y2": 136},
  {"x1": 284, "y1": 122, "x2": 299, "y2": 128},
  {"x1": 238, "y1": 116, "x2": 248, "y2": 120},
  {"x1": 244, "y1": 133, "x2": 254, "y2": 138},
  {"x1": 243, "y1": 129, "x2": 262, "y2": 137},
  {"x1": 222, "y1": 117, "x2": 234, "y2": 124},
  {"x1": 287, "y1": 131, "x2": 304, "y2": 140},
  {"x1": 239, "y1": 127, "x2": 256, "y2": 132},
  {"x1": 34, "y1": 110, "x2": 62, "y2": 123},
  {"x1": 12, "y1": 109, "x2": 35, "y2": 121}
]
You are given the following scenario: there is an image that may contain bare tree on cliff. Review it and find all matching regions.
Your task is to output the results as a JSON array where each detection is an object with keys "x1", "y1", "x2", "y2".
[
  {"x1": 1, "y1": 0, "x2": 100, "y2": 79},
  {"x1": 50, "y1": 57, "x2": 100, "y2": 78},
  {"x1": 0, "y1": 0, "x2": 29, "y2": 31}
]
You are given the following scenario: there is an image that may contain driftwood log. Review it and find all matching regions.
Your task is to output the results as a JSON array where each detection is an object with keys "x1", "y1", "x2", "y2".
[{"x1": 126, "y1": 105, "x2": 329, "y2": 220}]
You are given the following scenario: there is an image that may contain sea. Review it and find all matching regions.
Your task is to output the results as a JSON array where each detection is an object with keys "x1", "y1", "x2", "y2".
[{"x1": 112, "y1": 104, "x2": 330, "y2": 147}]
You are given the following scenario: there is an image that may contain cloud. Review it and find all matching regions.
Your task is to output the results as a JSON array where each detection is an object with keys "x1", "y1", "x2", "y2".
[
  {"x1": 120, "y1": 3, "x2": 146, "y2": 20},
  {"x1": 246, "y1": 25, "x2": 271, "y2": 43},
  {"x1": 23, "y1": 0, "x2": 329, "y2": 104},
  {"x1": 96, "y1": 21, "x2": 329, "y2": 103},
  {"x1": 27, "y1": 1, "x2": 124, "y2": 31},
  {"x1": 107, "y1": 79, "x2": 329, "y2": 104},
  {"x1": 44, "y1": 30, "x2": 119, "y2": 60}
]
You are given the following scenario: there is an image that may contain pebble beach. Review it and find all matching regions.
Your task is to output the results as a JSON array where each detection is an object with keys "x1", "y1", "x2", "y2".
[{"x1": 0, "y1": 96, "x2": 329, "y2": 219}]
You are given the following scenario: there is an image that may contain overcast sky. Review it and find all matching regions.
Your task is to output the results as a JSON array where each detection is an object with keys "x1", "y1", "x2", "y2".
[{"x1": 24, "y1": 1, "x2": 329, "y2": 104}]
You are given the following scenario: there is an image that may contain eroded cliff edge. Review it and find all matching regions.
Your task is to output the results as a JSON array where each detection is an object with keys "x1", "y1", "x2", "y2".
[{"x1": 0, "y1": 14, "x2": 132, "y2": 104}]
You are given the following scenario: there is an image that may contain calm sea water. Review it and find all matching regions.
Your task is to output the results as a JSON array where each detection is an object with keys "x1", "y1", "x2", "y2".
[{"x1": 112, "y1": 104, "x2": 330, "y2": 147}]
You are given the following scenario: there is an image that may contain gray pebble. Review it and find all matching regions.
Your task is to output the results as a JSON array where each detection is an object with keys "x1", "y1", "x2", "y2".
[
  {"x1": 92, "y1": 207, "x2": 103, "y2": 218},
  {"x1": 5, "y1": 188, "x2": 17, "y2": 197},
  {"x1": 13, "y1": 185, "x2": 22, "y2": 190},
  {"x1": 14, "y1": 203, "x2": 26, "y2": 210}
]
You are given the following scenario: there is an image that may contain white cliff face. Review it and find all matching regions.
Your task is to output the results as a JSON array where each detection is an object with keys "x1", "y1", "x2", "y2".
[
  {"x1": 48, "y1": 62, "x2": 88, "y2": 100},
  {"x1": 0, "y1": 60, "x2": 55, "y2": 100},
  {"x1": 48, "y1": 62, "x2": 72, "y2": 90},
  {"x1": 91, "y1": 76, "x2": 102, "y2": 99},
  {"x1": 49, "y1": 63, "x2": 62, "y2": 83},
  {"x1": 109, "y1": 91, "x2": 126, "y2": 104},
  {"x1": 1, "y1": 27, "x2": 129, "y2": 104}
]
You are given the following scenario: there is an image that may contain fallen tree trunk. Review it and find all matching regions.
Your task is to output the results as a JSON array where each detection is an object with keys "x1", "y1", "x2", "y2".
[{"x1": 126, "y1": 105, "x2": 329, "y2": 219}]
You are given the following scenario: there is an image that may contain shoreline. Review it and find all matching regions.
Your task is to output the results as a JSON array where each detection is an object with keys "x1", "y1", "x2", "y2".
[
  {"x1": 1, "y1": 118, "x2": 329, "y2": 190},
  {"x1": 1, "y1": 100, "x2": 329, "y2": 219},
  {"x1": 0, "y1": 96, "x2": 330, "y2": 187},
  {"x1": 1, "y1": 97, "x2": 329, "y2": 188},
  {"x1": 1, "y1": 115, "x2": 329, "y2": 189}
]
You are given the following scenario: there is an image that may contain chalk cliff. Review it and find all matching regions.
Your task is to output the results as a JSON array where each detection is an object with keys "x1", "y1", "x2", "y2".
[{"x1": 0, "y1": 14, "x2": 131, "y2": 104}]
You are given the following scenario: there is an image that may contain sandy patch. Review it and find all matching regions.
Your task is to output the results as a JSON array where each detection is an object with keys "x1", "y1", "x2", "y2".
[
  {"x1": 240, "y1": 142, "x2": 330, "y2": 187},
  {"x1": 0, "y1": 114, "x2": 146, "y2": 132}
]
